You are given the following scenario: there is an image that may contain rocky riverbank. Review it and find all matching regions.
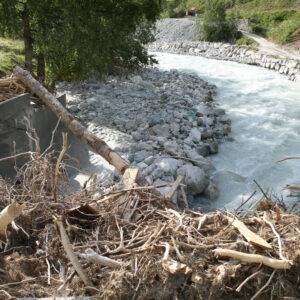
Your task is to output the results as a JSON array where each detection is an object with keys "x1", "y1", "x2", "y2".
[
  {"x1": 57, "y1": 68, "x2": 231, "y2": 204},
  {"x1": 149, "y1": 41, "x2": 300, "y2": 81},
  {"x1": 150, "y1": 18, "x2": 300, "y2": 81}
]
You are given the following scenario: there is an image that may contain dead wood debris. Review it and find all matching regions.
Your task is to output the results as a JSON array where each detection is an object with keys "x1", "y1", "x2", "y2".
[
  {"x1": 0, "y1": 150, "x2": 299, "y2": 299},
  {"x1": 0, "y1": 77, "x2": 27, "y2": 102}
]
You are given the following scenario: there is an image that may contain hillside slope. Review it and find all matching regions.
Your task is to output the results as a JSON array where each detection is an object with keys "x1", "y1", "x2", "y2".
[{"x1": 163, "y1": 0, "x2": 300, "y2": 48}]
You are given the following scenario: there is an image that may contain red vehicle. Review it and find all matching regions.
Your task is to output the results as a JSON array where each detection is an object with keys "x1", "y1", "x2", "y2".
[{"x1": 186, "y1": 7, "x2": 197, "y2": 17}]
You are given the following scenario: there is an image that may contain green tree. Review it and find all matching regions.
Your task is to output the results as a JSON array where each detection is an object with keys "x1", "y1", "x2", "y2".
[
  {"x1": 0, "y1": 0, "x2": 162, "y2": 82},
  {"x1": 202, "y1": 0, "x2": 237, "y2": 42},
  {"x1": 161, "y1": 0, "x2": 187, "y2": 18}
]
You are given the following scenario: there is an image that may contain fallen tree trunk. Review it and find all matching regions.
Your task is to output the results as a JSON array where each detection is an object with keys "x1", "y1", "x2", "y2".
[{"x1": 13, "y1": 66, "x2": 129, "y2": 174}]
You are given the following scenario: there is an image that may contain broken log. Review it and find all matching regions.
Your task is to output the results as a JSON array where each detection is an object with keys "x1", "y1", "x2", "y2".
[
  {"x1": 213, "y1": 248, "x2": 291, "y2": 270},
  {"x1": 13, "y1": 66, "x2": 129, "y2": 174},
  {"x1": 228, "y1": 217, "x2": 272, "y2": 250},
  {"x1": 0, "y1": 202, "x2": 26, "y2": 235}
]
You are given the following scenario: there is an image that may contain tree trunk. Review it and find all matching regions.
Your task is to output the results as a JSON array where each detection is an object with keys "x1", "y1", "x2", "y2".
[
  {"x1": 37, "y1": 53, "x2": 45, "y2": 83},
  {"x1": 13, "y1": 66, "x2": 130, "y2": 174},
  {"x1": 22, "y1": 5, "x2": 33, "y2": 72}
]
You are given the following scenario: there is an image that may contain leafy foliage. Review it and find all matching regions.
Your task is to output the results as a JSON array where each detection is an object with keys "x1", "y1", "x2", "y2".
[
  {"x1": 0, "y1": 0, "x2": 162, "y2": 81},
  {"x1": 202, "y1": 0, "x2": 238, "y2": 42},
  {"x1": 161, "y1": 0, "x2": 300, "y2": 44},
  {"x1": 229, "y1": 0, "x2": 300, "y2": 43}
]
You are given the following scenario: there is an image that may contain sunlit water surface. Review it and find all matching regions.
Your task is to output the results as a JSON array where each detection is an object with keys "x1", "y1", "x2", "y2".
[{"x1": 154, "y1": 52, "x2": 300, "y2": 210}]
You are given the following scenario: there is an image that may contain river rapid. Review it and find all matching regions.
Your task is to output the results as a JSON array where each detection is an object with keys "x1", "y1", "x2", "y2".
[{"x1": 154, "y1": 52, "x2": 300, "y2": 210}]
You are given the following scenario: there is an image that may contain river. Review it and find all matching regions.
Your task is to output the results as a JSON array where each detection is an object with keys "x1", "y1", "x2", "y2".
[{"x1": 154, "y1": 52, "x2": 300, "y2": 210}]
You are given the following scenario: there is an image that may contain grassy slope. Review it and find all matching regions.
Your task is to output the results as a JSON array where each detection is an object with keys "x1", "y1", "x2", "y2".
[
  {"x1": 229, "y1": 0, "x2": 300, "y2": 44},
  {"x1": 0, "y1": 37, "x2": 24, "y2": 76},
  {"x1": 164, "y1": 0, "x2": 300, "y2": 44}
]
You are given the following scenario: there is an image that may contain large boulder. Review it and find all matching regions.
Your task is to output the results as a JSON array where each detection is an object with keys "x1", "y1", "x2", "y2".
[
  {"x1": 155, "y1": 158, "x2": 183, "y2": 176},
  {"x1": 177, "y1": 164, "x2": 209, "y2": 195}
]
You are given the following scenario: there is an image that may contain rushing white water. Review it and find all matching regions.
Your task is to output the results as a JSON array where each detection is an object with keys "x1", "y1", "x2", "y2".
[{"x1": 154, "y1": 52, "x2": 300, "y2": 210}]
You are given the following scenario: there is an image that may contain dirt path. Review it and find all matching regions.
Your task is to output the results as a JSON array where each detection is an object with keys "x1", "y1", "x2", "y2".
[{"x1": 241, "y1": 31, "x2": 300, "y2": 60}]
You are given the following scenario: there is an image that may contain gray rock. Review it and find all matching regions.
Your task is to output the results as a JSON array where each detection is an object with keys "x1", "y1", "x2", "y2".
[
  {"x1": 196, "y1": 144, "x2": 210, "y2": 157},
  {"x1": 68, "y1": 104, "x2": 79, "y2": 113},
  {"x1": 154, "y1": 179, "x2": 172, "y2": 197},
  {"x1": 155, "y1": 158, "x2": 182, "y2": 175},
  {"x1": 215, "y1": 108, "x2": 226, "y2": 116},
  {"x1": 132, "y1": 75, "x2": 143, "y2": 84},
  {"x1": 136, "y1": 162, "x2": 148, "y2": 170},
  {"x1": 189, "y1": 127, "x2": 202, "y2": 143},
  {"x1": 134, "y1": 150, "x2": 149, "y2": 163},
  {"x1": 184, "y1": 149, "x2": 215, "y2": 172},
  {"x1": 145, "y1": 175, "x2": 154, "y2": 185},
  {"x1": 183, "y1": 137, "x2": 194, "y2": 146},
  {"x1": 208, "y1": 141, "x2": 219, "y2": 154},
  {"x1": 152, "y1": 167, "x2": 165, "y2": 181},
  {"x1": 218, "y1": 116, "x2": 231, "y2": 125},
  {"x1": 170, "y1": 122, "x2": 180, "y2": 135},
  {"x1": 163, "y1": 140, "x2": 181, "y2": 155},
  {"x1": 177, "y1": 164, "x2": 209, "y2": 195},
  {"x1": 204, "y1": 181, "x2": 219, "y2": 200},
  {"x1": 151, "y1": 124, "x2": 171, "y2": 138},
  {"x1": 125, "y1": 120, "x2": 136, "y2": 131},
  {"x1": 144, "y1": 155, "x2": 155, "y2": 165},
  {"x1": 132, "y1": 131, "x2": 142, "y2": 141},
  {"x1": 142, "y1": 163, "x2": 156, "y2": 176},
  {"x1": 149, "y1": 114, "x2": 163, "y2": 126}
]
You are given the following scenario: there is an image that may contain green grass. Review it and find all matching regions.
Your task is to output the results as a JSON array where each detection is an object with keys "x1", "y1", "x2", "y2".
[
  {"x1": 229, "y1": 0, "x2": 300, "y2": 44},
  {"x1": 162, "y1": 0, "x2": 300, "y2": 44},
  {"x1": 0, "y1": 37, "x2": 24, "y2": 76},
  {"x1": 235, "y1": 35, "x2": 258, "y2": 48}
]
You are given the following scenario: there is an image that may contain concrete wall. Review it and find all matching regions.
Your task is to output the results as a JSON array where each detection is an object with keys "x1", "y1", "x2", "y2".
[{"x1": 0, "y1": 93, "x2": 88, "y2": 179}]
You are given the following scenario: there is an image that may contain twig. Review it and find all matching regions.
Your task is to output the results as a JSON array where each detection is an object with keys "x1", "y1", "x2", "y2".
[
  {"x1": 197, "y1": 214, "x2": 208, "y2": 230},
  {"x1": 253, "y1": 180, "x2": 271, "y2": 202},
  {"x1": 236, "y1": 270, "x2": 261, "y2": 292},
  {"x1": 108, "y1": 218, "x2": 126, "y2": 254},
  {"x1": 0, "y1": 152, "x2": 33, "y2": 163},
  {"x1": 180, "y1": 185, "x2": 189, "y2": 208},
  {"x1": 235, "y1": 191, "x2": 257, "y2": 213},
  {"x1": 54, "y1": 216, "x2": 94, "y2": 287},
  {"x1": 171, "y1": 237, "x2": 184, "y2": 262},
  {"x1": 78, "y1": 248, "x2": 123, "y2": 268},
  {"x1": 0, "y1": 289, "x2": 14, "y2": 299},
  {"x1": 250, "y1": 270, "x2": 276, "y2": 300},
  {"x1": 53, "y1": 133, "x2": 68, "y2": 201},
  {"x1": 277, "y1": 156, "x2": 300, "y2": 163},
  {"x1": 263, "y1": 213, "x2": 287, "y2": 261},
  {"x1": 0, "y1": 277, "x2": 39, "y2": 287},
  {"x1": 162, "y1": 242, "x2": 170, "y2": 261},
  {"x1": 24, "y1": 116, "x2": 41, "y2": 153},
  {"x1": 42, "y1": 117, "x2": 61, "y2": 155},
  {"x1": 57, "y1": 270, "x2": 76, "y2": 293}
]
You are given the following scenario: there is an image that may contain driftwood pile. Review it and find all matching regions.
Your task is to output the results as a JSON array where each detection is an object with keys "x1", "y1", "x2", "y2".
[
  {"x1": 0, "y1": 67, "x2": 299, "y2": 299},
  {"x1": 0, "y1": 146, "x2": 299, "y2": 299},
  {"x1": 0, "y1": 77, "x2": 26, "y2": 102}
]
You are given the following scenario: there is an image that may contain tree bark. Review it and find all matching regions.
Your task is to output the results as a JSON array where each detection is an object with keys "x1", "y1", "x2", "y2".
[
  {"x1": 37, "y1": 53, "x2": 45, "y2": 83},
  {"x1": 13, "y1": 66, "x2": 129, "y2": 174},
  {"x1": 21, "y1": 5, "x2": 33, "y2": 72}
]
